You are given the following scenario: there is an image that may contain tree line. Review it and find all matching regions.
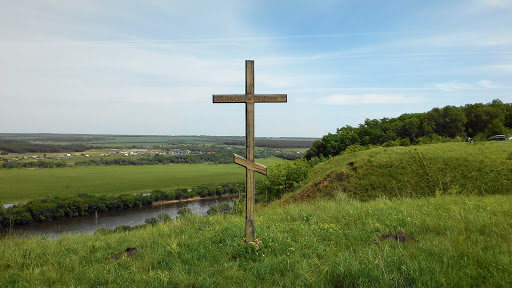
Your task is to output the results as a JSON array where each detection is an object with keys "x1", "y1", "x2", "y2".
[
  {"x1": 74, "y1": 150, "x2": 303, "y2": 167},
  {"x1": 0, "y1": 140, "x2": 89, "y2": 154},
  {"x1": 0, "y1": 149, "x2": 302, "y2": 170},
  {"x1": 0, "y1": 182, "x2": 243, "y2": 228},
  {"x1": 223, "y1": 139, "x2": 316, "y2": 149},
  {"x1": 75, "y1": 152, "x2": 239, "y2": 166},
  {"x1": 1, "y1": 160, "x2": 67, "y2": 169},
  {"x1": 305, "y1": 99, "x2": 512, "y2": 159}
]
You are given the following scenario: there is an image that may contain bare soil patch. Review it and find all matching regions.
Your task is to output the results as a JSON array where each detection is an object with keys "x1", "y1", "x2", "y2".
[
  {"x1": 107, "y1": 247, "x2": 138, "y2": 261},
  {"x1": 380, "y1": 232, "x2": 416, "y2": 242}
]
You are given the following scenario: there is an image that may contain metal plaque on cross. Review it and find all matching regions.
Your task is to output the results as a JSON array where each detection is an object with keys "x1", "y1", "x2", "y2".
[{"x1": 213, "y1": 60, "x2": 287, "y2": 241}]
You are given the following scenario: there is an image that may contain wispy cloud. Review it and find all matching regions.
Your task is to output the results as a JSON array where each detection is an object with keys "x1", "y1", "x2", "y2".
[
  {"x1": 432, "y1": 80, "x2": 501, "y2": 91},
  {"x1": 432, "y1": 81, "x2": 475, "y2": 92},
  {"x1": 474, "y1": 0, "x2": 512, "y2": 9},
  {"x1": 487, "y1": 65, "x2": 512, "y2": 72},
  {"x1": 320, "y1": 94, "x2": 425, "y2": 105},
  {"x1": 477, "y1": 80, "x2": 498, "y2": 88}
]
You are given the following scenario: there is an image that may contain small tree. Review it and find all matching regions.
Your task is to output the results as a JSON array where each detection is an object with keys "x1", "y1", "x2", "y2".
[
  {"x1": 217, "y1": 202, "x2": 232, "y2": 214},
  {"x1": 157, "y1": 212, "x2": 172, "y2": 222},
  {"x1": 178, "y1": 207, "x2": 192, "y2": 216},
  {"x1": 207, "y1": 202, "x2": 232, "y2": 215},
  {"x1": 144, "y1": 217, "x2": 159, "y2": 226},
  {"x1": 259, "y1": 159, "x2": 311, "y2": 201},
  {"x1": 207, "y1": 205, "x2": 219, "y2": 215},
  {"x1": 486, "y1": 119, "x2": 506, "y2": 136}
]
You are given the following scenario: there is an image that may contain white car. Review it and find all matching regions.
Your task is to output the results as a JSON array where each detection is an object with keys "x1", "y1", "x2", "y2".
[{"x1": 488, "y1": 135, "x2": 506, "y2": 141}]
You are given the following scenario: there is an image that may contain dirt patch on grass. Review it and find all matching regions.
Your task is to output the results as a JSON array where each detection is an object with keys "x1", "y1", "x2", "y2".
[
  {"x1": 107, "y1": 247, "x2": 137, "y2": 261},
  {"x1": 380, "y1": 232, "x2": 416, "y2": 243},
  {"x1": 286, "y1": 171, "x2": 351, "y2": 203},
  {"x1": 348, "y1": 161, "x2": 358, "y2": 172}
]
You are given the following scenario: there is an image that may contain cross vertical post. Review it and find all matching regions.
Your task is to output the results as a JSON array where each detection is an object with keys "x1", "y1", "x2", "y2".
[
  {"x1": 245, "y1": 60, "x2": 256, "y2": 241},
  {"x1": 213, "y1": 60, "x2": 287, "y2": 242}
]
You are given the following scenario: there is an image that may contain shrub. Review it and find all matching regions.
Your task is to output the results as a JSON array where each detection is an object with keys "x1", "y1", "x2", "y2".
[
  {"x1": 258, "y1": 158, "x2": 311, "y2": 202},
  {"x1": 144, "y1": 217, "x2": 159, "y2": 226},
  {"x1": 94, "y1": 227, "x2": 113, "y2": 235},
  {"x1": 113, "y1": 225, "x2": 132, "y2": 233},
  {"x1": 157, "y1": 212, "x2": 172, "y2": 222},
  {"x1": 207, "y1": 205, "x2": 219, "y2": 215},
  {"x1": 207, "y1": 202, "x2": 233, "y2": 216},
  {"x1": 217, "y1": 202, "x2": 232, "y2": 214},
  {"x1": 178, "y1": 207, "x2": 193, "y2": 217},
  {"x1": 232, "y1": 199, "x2": 245, "y2": 216}
]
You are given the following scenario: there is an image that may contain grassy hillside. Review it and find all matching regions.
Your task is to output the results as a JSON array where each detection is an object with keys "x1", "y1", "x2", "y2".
[
  {"x1": 1, "y1": 195, "x2": 511, "y2": 287},
  {"x1": 0, "y1": 157, "x2": 283, "y2": 203},
  {"x1": 287, "y1": 141, "x2": 512, "y2": 202}
]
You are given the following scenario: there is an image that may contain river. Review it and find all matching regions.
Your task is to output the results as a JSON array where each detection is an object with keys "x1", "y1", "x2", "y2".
[{"x1": 2, "y1": 197, "x2": 232, "y2": 238}]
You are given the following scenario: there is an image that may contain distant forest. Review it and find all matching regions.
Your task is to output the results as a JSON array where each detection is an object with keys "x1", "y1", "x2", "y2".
[
  {"x1": 0, "y1": 134, "x2": 316, "y2": 155},
  {"x1": 0, "y1": 140, "x2": 89, "y2": 154},
  {"x1": 305, "y1": 99, "x2": 512, "y2": 159},
  {"x1": 223, "y1": 139, "x2": 316, "y2": 149}
]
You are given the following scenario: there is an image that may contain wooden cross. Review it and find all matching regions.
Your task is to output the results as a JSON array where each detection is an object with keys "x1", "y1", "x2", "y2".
[{"x1": 213, "y1": 60, "x2": 287, "y2": 242}]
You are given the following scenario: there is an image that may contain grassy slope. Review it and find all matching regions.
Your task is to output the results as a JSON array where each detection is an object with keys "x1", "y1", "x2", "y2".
[
  {"x1": 0, "y1": 157, "x2": 283, "y2": 203},
  {"x1": 1, "y1": 195, "x2": 511, "y2": 287},
  {"x1": 1, "y1": 142, "x2": 512, "y2": 287},
  {"x1": 286, "y1": 141, "x2": 512, "y2": 202}
]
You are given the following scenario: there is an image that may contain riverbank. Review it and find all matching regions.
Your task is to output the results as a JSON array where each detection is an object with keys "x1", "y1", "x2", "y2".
[
  {"x1": 2, "y1": 197, "x2": 235, "y2": 237},
  {"x1": 0, "y1": 182, "x2": 245, "y2": 228},
  {"x1": 151, "y1": 194, "x2": 239, "y2": 207},
  {"x1": 1, "y1": 194, "x2": 239, "y2": 210}
]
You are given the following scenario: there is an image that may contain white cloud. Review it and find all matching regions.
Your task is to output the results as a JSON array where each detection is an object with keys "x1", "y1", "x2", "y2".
[
  {"x1": 432, "y1": 82, "x2": 474, "y2": 92},
  {"x1": 320, "y1": 94, "x2": 424, "y2": 105},
  {"x1": 432, "y1": 80, "x2": 501, "y2": 91},
  {"x1": 477, "y1": 80, "x2": 498, "y2": 88},
  {"x1": 487, "y1": 65, "x2": 512, "y2": 72},
  {"x1": 474, "y1": 0, "x2": 512, "y2": 9}
]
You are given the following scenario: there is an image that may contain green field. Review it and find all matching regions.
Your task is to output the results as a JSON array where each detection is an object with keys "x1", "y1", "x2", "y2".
[{"x1": 0, "y1": 158, "x2": 284, "y2": 203}]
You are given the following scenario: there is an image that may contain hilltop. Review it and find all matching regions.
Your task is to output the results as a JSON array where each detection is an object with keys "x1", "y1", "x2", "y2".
[{"x1": 289, "y1": 141, "x2": 512, "y2": 202}]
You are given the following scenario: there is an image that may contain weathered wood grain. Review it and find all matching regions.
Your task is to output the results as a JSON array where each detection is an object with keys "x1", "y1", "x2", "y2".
[
  {"x1": 213, "y1": 94, "x2": 287, "y2": 103},
  {"x1": 233, "y1": 154, "x2": 267, "y2": 175}
]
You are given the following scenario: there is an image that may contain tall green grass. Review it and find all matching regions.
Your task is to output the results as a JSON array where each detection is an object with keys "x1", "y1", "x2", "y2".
[
  {"x1": 1, "y1": 194, "x2": 511, "y2": 287},
  {"x1": 289, "y1": 141, "x2": 512, "y2": 202}
]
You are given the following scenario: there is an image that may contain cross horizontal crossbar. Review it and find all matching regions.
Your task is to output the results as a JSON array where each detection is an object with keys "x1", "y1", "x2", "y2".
[
  {"x1": 213, "y1": 94, "x2": 287, "y2": 103},
  {"x1": 233, "y1": 154, "x2": 267, "y2": 175}
]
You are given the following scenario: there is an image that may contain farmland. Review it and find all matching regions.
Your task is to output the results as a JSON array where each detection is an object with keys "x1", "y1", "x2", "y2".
[
  {"x1": 0, "y1": 133, "x2": 314, "y2": 203},
  {"x1": 0, "y1": 134, "x2": 314, "y2": 167},
  {"x1": 0, "y1": 157, "x2": 284, "y2": 204}
]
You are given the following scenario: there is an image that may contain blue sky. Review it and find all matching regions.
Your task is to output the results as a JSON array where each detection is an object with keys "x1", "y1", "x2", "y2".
[{"x1": 1, "y1": 0, "x2": 511, "y2": 137}]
